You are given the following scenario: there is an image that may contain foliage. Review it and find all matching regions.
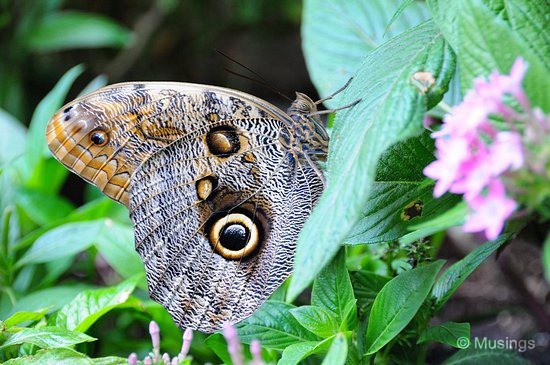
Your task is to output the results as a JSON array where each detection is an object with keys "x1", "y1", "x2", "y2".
[{"x1": 0, "y1": 0, "x2": 547, "y2": 364}]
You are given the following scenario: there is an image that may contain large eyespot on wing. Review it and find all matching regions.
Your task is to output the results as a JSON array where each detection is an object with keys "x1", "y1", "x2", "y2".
[{"x1": 128, "y1": 118, "x2": 324, "y2": 333}]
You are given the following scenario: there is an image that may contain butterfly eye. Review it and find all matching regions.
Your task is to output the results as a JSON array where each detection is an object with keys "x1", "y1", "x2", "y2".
[
  {"x1": 90, "y1": 129, "x2": 109, "y2": 146},
  {"x1": 208, "y1": 212, "x2": 260, "y2": 260}
]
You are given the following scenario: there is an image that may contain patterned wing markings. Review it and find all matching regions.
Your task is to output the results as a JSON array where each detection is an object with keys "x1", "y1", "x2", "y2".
[
  {"x1": 46, "y1": 82, "x2": 330, "y2": 333},
  {"x1": 129, "y1": 115, "x2": 314, "y2": 332}
]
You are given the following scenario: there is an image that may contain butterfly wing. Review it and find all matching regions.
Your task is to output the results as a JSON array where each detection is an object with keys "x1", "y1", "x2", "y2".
[
  {"x1": 46, "y1": 82, "x2": 326, "y2": 333},
  {"x1": 130, "y1": 117, "x2": 323, "y2": 332}
]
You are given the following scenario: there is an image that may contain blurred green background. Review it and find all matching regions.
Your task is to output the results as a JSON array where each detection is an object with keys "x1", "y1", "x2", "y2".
[{"x1": 1, "y1": 0, "x2": 311, "y2": 127}]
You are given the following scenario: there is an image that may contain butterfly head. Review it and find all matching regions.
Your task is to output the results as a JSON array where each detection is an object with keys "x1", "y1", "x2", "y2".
[{"x1": 287, "y1": 92, "x2": 329, "y2": 158}]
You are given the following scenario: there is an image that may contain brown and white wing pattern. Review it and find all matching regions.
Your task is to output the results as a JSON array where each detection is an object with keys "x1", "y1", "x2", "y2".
[
  {"x1": 45, "y1": 82, "x2": 328, "y2": 333},
  {"x1": 130, "y1": 116, "x2": 323, "y2": 332}
]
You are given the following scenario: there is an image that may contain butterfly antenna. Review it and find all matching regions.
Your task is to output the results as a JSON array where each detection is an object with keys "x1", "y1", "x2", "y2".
[
  {"x1": 315, "y1": 77, "x2": 353, "y2": 104},
  {"x1": 215, "y1": 49, "x2": 293, "y2": 103}
]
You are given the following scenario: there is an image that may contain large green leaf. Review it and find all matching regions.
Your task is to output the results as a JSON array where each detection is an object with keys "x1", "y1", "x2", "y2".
[
  {"x1": 443, "y1": 0, "x2": 549, "y2": 110},
  {"x1": 16, "y1": 219, "x2": 138, "y2": 279},
  {"x1": 55, "y1": 278, "x2": 138, "y2": 332},
  {"x1": 289, "y1": 306, "x2": 339, "y2": 338},
  {"x1": 237, "y1": 301, "x2": 319, "y2": 351},
  {"x1": 16, "y1": 220, "x2": 104, "y2": 267},
  {"x1": 3, "y1": 310, "x2": 47, "y2": 327},
  {"x1": 2, "y1": 285, "x2": 92, "y2": 318},
  {"x1": 418, "y1": 322, "x2": 470, "y2": 348},
  {"x1": 289, "y1": 21, "x2": 455, "y2": 300},
  {"x1": 345, "y1": 132, "x2": 461, "y2": 244},
  {"x1": 12, "y1": 198, "x2": 127, "y2": 254},
  {"x1": 432, "y1": 235, "x2": 509, "y2": 310},
  {"x1": 0, "y1": 108, "x2": 26, "y2": 164},
  {"x1": 92, "y1": 220, "x2": 142, "y2": 279},
  {"x1": 429, "y1": 0, "x2": 550, "y2": 110},
  {"x1": 311, "y1": 250, "x2": 355, "y2": 326},
  {"x1": 14, "y1": 187, "x2": 74, "y2": 226},
  {"x1": 442, "y1": 348, "x2": 532, "y2": 365},
  {"x1": 3, "y1": 348, "x2": 93, "y2": 365},
  {"x1": 321, "y1": 333, "x2": 347, "y2": 365},
  {"x1": 278, "y1": 338, "x2": 332, "y2": 365},
  {"x1": 0, "y1": 109, "x2": 27, "y2": 212},
  {"x1": 364, "y1": 260, "x2": 445, "y2": 354},
  {"x1": 24, "y1": 65, "x2": 83, "y2": 184},
  {"x1": 0, "y1": 326, "x2": 95, "y2": 349},
  {"x1": 24, "y1": 12, "x2": 132, "y2": 51},
  {"x1": 302, "y1": 0, "x2": 430, "y2": 104},
  {"x1": 498, "y1": 0, "x2": 549, "y2": 70},
  {"x1": 399, "y1": 202, "x2": 467, "y2": 245},
  {"x1": 350, "y1": 271, "x2": 390, "y2": 313}
]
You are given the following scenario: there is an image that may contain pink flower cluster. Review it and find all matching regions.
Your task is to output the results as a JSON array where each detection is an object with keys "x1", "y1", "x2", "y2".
[{"x1": 424, "y1": 58, "x2": 529, "y2": 240}]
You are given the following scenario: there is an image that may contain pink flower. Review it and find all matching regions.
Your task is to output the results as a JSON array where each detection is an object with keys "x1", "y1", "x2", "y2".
[
  {"x1": 223, "y1": 323, "x2": 244, "y2": 365},
  {"x1": 488, "y1": 131, "x2": 524, "y2": 174},
  {"x1": 424, "y1": 136, "x2": 471, "y2": 197},
  {"x1": 463, "y1": 180, "x2": 517, "y2": 240},
  {"x1": 425, "y1": 56, "x2": 528, "y2": 240},
  {"x1": 449, "y1": 144, "x2": 493, "y2": 199},
  {"x1": 149, "y1": 321, "x2": 160, "y2": 352},
  {"x1": 180, "y1": 328, "x2": 193, "y2": 358}
]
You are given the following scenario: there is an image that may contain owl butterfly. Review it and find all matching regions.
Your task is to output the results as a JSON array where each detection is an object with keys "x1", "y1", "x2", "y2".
[{"x1": 46, "y1": 82, "x2": 347, "y2": 333}]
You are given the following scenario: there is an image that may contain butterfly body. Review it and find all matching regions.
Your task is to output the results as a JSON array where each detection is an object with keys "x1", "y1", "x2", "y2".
[{"x1": 46, "y1": 82, "x2": 328, "y2": 332}]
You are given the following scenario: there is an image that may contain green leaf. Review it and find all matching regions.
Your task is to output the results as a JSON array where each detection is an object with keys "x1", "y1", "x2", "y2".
[
  {"x1": 93, "y1": 220, "x2": 143, "y2": 278},
  {"x1": 12, "y1": 198, "x2": 127, "y2": 254},
  {"x1": 345, "y1": 132, "x2": 461, "y2": 244},
  {"x1": 350, "y1": 271, "x2": 390, "y2": 313},
  {"x1": 3, "y1": 285, "x2": 92, "y2": 318},
  {"x1": 278, "y1": 339, "x2": 333, "y2": 365},
  {"x1": 205, "y1": 333, "x2": 257, "y2": 365},
  {"x1": 321, "y1": 333, "x2": 347, "y2": 365},
  {"x1": 237, "y1": 301, "x2": 319, "y2": 351},
  {"x1": 91, "y1": 356, "x2": 127, "y2": 365},
  {"x1": 16, "y1": 220, "x2": 102, "y2": 267},
  {"x1": 399, "y1": 202, "x2": 467, "y2": 245},
  {"x1": 456, "y1": 0, "x2": 550, "y2": 110},
  {"x1": 0, "y1": 326, "x2": 95, "y2": 349},
  {"x1": 432, "y1": 235, "x2": 509, "y2": 310},
  {"x1": 311, "y1": 250, "x2": 355, "y2": 326},
  {"x1": 0, "y1": 108, "x2": 26, "y2": 164},
  {"x1": 16, "y1": 219, "x2": 137, "y2": 273},
  {"x1": 418, "y1": 322, "x2": 470, "y2": 348},
  {"x1": 14, "y1": 188, "x2": 74, "y2": 225},
  {"x1": 500, "y1": 0, "x2": 549, "y2": 70},
  {"x1": 442, "y1": 348, "x2": 532, "y2": 365},
  {"x1": 543, "y1": 232, "x2": 550, "y2": 283},
  {"x1": 78, "y1": 75, "x2": 109, "y2": 97},
  {"x1": 289, "y1": 306, "x2": 339, "y2": 338},
  {"x1": 289, "y1": 20, "x2": 455, "y2": 300},
  {"x1": 302, "y1": 0, "x2": 431, "y2": 105},
  {"x1": 3, "y1": 310, "x2": 47, "y2": 327},
  {"x1": 56, "y1": 278, "x2": 138, "y2": 332},
  {"x1": 426, "y1": 0, "x2": 460, "y2": 50},
  {"x1": 24, "y1": 11, "x2": 132, "y2": 51},
  {"x1": 24, "y1": 65, "x2": 83, "y2": 182},
  {"x1": 25, "y1": 158, "x2": 69, "y2": 195},
  {"x1": 364, "y1": 260, "x2": 445, "y2": 354},
  {"x1": 205, "y1": 333, "x2": 233, "y2": 365},
  {"x1": 385, "y1": 0, "x2": 416, "y2": 36},
  {"x1": 3, "y1": 347, "x2": 92, "y2": 365}
]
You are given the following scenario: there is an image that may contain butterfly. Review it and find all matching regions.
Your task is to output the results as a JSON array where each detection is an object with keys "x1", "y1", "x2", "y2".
[{"x1": 46, "y1": 81, "x2": 348, "y2": 332}]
